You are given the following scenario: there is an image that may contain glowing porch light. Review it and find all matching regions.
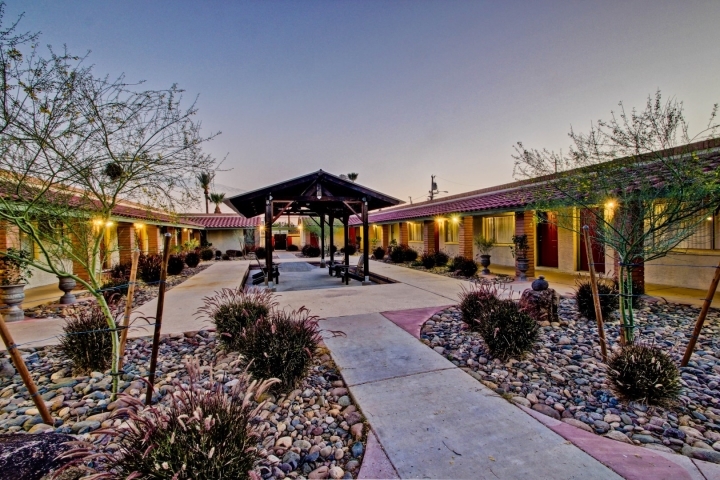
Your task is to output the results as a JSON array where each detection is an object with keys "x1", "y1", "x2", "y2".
[
  {"x1": 105, "y1": 221, "x2": 114, "y2": 227},
  {"x1": 133, "y1": 223, "x2": 145, "y2": 229},
  {"x1": 605, "y1": 200, "x2": 616, "y2": 209}
]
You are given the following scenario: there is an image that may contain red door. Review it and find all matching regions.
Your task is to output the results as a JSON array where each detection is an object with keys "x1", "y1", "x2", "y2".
[
  {"x1": 579, "y1": 208, "x2": 605, "y2": 273},
  {"x1": 537, "y1": 211, "x2": 559, "y2": 268}
]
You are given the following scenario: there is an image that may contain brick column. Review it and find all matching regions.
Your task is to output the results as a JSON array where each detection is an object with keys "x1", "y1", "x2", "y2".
[
  {"x1": 399, "y1": 222, "x2": 409, "y2": 246},
  {"x1": 381, "y1": 225, "x2": 390, "y2": 250},
  {"x1": 181, "y1": 228, "x2": 190, "y2": 244},
  {"x1": 423, "y1": 220, "x2": 436, "y2": 254},
  {"x1": 0, "y1": 221, "x2": 20, "y2": 250},
  {"x1": 146, "y1": 225, "x2": 160, "y2": 254},
  {"x1": 514, "y1": 211, "x2": 535, "y2": 278},
  {"x1": 117, "y1": 224, "x2": 136, "y2": 265},
  {"x1": 459, "y1": 216, "x2": 474, "y2": 259}
]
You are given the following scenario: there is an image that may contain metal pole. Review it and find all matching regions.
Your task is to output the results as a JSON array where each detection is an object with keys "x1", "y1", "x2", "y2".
[
  {"x1": 582, "y1": 225, "x2": 608, "y2": 362},
  {"x1": 145, "y1": 233, "x2": 172, "y2": 405},
  {"x1": 681, "y1": 261, "x2": 720, "y2": 367},
  {"x1": 362, "y1": 198, "x2": 370, "y2": 284},
  {"x1": 0, "y1": 316, "x2": 53, "y2": 424},
  {"x1": 118, "y1": 249, "x2": 140, "y2": 370}
]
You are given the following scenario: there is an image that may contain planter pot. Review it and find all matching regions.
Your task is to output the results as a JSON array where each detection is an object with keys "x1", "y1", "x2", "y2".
[
  {"x1": 516, "y1": 258, "x2": 530, "y2": 281},
  {"x1": 479, "y1": 254, "x2": 491, "y2": 275},
  {"x1": 57, "y1": 276, "x2": 77, "y2": 305},
  {"x1": 0, "y1": 284, "x2": 25, "y2": 322}
]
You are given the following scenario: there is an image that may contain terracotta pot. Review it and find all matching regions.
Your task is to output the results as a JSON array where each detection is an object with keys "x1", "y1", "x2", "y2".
[
  {"x1": 479, "y1": 254, "x2": 491, "y2": 275},
  {"x1": 0, "y1": 284, "x2": 25, "y2": 322},
  {"x1": 57, "y1": 276, "x2": 77, "y2": 305}
]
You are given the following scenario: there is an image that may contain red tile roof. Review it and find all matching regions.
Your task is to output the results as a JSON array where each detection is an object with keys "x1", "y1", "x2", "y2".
[
  {"x1": 111, "y1": 205, "x2": 205, "y2": 227},
  {"x1": 181, "y1": 214, "x2": 262, "y2": 229}
]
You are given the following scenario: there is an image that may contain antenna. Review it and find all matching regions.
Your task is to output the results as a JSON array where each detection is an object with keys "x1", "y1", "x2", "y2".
[
  {"x1": 428, "y1": 175, "x2": 448, "y2": 201},
  {"x1": 408, "y1": 196, "x2": 413, "y2": 204}
]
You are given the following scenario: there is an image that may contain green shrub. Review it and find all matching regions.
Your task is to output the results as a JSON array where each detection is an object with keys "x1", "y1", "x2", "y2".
[
  {"x1": 574, "y1": 276, "x2": 618, "y2": 320},
  {"x1": 448, "y1": 255, "x2": 465, "y2": 272},
  {"x1": 458, "y1": 283, "x2": 500, "y2": 329},
  {"x1": 607, "y1": 343, "x2": 681, "y2": 406},
  {"x1": 389, "y1": 245, "x2": 407, "y2": 263},
  {"x1": 59, "y1": 305, "x2": 112, "y2": 374},
  {"x1": 200, "y1": 248, "x2": 215, "y2": 261},
  {"x1": 101, "y1": 277, "x2": 129, "y2": 304},
  {"x1": 197, "y1": 288, "x2": 278, "y2": 350},
  {"x1": 255, "y1": 247, "x2": 267, "y2": 258},
  {"x1": 420, "y1": 252, "x2": 435, "y2": 269},
  {"x1": 459, "y1": 258, "x2": 479, "y2": 277},
  {"x1": 287, "y1": 244, "x2": 299, "y2": 251},
  {"x1": 433, "y1": 251, "x2": 449, "y2": 267},
  {"x1": 138, "y1": 254, "x2": 163, "y2": 284},
  {"x1": 222, "y1": 253, "x2": 230, "y2": 261},
  {"x1": 478, "y1": 299, "x2": 538, "y2": 360},
  {"x1": 167, "y1": 255, "x2": 185, "y2": 276},
  {"x1": 403, "y1": 247, "x2": 418, "y2": 262},
  {"x1": 301, "y1": 244, "x2": 320, "y2": 257},
  {"x1": 342, "y1": 244, "x2": 357, "y2": 255},
  {"x1": 109, "y1": 261, "x2": 132, "y2": 281},
  {"x1": 185, "y1": 252, "x2": 201, "y2": 268},
  {"x1": 65, "y1": 362, "x2": 277, "y2": 479},
  {"x1": 373, "y1": 246, "x2": 386, "y2": 260},
  {"x1": 237, "y1": 308, "x2": 321, "y2": 391}
]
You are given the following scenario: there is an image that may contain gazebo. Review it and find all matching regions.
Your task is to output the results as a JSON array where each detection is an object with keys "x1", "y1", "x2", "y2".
[{"x1": 224, "y1": 170, "x2": 402, "y2": 288}]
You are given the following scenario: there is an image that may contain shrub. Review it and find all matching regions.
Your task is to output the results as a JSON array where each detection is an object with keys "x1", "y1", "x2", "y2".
[
  {"x1": 459, "y1": 258, "x2": 479, "y2": 277},
  {"x1": 607, "y1": 343, "x2": 681, "y2": 406},
  {"x1": 458, "y1": 283, "x2": 500, "y2": 329},
  {"x1": 222, "y1": 253, "x2": 230, "y2": 261},
  {"x1": 287, "y1": 244, "x2": 299, "y2": 251},
  {"x1": 254, "y1": 247, "x2": 266, "y2": 258},
  {"x1": 167, "y1": 255, "x2": 185, "y2": 276},
  {"x1": 329, "y1": 245, "x2": 338, "y2": 254},
  {"x1": 477, "y1": 299, "x2": 538, "y2": 360},
  {"x1": 185, "y1": 252, "x2": 201, "y2": 268},
  {"x1": 613, "y1": 276, "x2": 644, "y2": 308},
  {"x1": 433, "y1": 251, "x2": 449, "y2": 267},
  {"x1": 200, "y1": 248, "x2": 215, "y2": 261},
  {"x1": 448, "y1": 255, "x2": 465, "y2": 272},
  {"x1": 138, "y1": 254, "x2": 163, "y2": 284},
  {"x1": 575, "y1": 276, "x2": 618, "y2": 321},
  {"x1": 373, "y1": 246, "x2": 386, "y2": 260},
  {"x1": 59, "y1": 305, "x2": 113, "y2": 374},
  {"x1": 420, "y1": 252, "x2": 436, "y2": 269},
  {"x1": 101, "y1": 277, "x2": 129, "y2": 304},
  {"x1": 403, "y1": 247, "x2": 418, "y2": 262},
  {"x1": 341, "y1": 244, "x2": 357, "y2": 255},
  {"x1": 109, "y1": 261, "x2": 132, "y2": 281},
  {"x1": 302, "y1": 245, "x2": 320, "y2": 257},
  {"x1": 197, "y1": 288, "x2": 278, "y2": 350},
  {"x1": 64, "y1": 362, "x2": 278, "y2": 479},
  {"x1": 237, "y1": 308, "x2": 321, "y2": 391},
  {"x1": 389, "y1": 245, "x2": 407, "y2": 263}
]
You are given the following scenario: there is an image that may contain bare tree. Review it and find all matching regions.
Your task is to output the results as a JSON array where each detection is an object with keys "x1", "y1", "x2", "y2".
[
  {"x1": 0, "y1": 8, "x2": 217, "y2": 395},
  {"x1": 513, "y1": 91, "x2": 720, "y2": 343}
]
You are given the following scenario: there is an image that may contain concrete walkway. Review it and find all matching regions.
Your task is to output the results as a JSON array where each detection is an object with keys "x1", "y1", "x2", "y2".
[{"x1": 321, "y1": 312, "x2": 620, "y2": 479}]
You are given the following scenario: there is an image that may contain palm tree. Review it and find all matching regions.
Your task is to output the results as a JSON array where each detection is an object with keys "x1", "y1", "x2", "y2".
[
  {"x1": 196, "y1": 172, "x2": 214, "y2": 213},
  {"x1": 347, "y1": 172, "x2": 359, "y2": 182},
  {"x1": 210, "y1": 192, "x2": 226, "y2": 214}
]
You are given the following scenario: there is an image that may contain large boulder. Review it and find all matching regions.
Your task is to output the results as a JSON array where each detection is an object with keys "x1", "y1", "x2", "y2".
[
  {"x1": 519, "y1": 288, "x2": 559, "y2": 323},
  {"x1": 0, "y1": 433, "x2": 76, "y2": 480}
]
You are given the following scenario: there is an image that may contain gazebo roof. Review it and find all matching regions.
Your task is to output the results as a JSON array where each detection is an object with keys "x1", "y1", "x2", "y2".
[{"x1": 224, "y1": 170, "x2": 402, "y2": 219}]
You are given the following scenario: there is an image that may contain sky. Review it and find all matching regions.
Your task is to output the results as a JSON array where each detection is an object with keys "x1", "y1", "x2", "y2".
[{"x1": 5, "y1": 0, "x2": 720, "y2": 212}]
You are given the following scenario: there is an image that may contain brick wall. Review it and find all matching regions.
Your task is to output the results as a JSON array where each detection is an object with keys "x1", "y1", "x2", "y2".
[
  {"x1": 399, "y1": 222, "x2": 409, "y2": 245},
  {"x1": 423, "y1": 220, "x2": 436, "y2": 254},
  {"x1": 514, "y1": 211, "x2": 535, "y2": 278},
  {"x1": 147, "y1": 225, "x2": 160, "y2": 254},
  {"x1": 117, "y1": 224, "x2": 136, "y2": 265},
  {"x1": 381, "y1": 225, "x2": 390, "y2": 250},
  {"x1": 459, "y1": 216, "x2": 474, "y2": 258}
]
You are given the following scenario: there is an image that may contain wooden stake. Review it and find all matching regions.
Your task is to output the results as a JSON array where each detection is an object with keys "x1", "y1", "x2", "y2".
[
  {"x1": 681, "y1": 261, "x2": 720, "y2": 367},
  {"x1": 118, "y1": 250, "x2": 140, "y2": 370},
  {"x1": 582, "y1": 225, "x2": 608, "y2": 362},
  {"x1": 145, "y1": 234, "x2": 172, "y2": 405},
  {"x1": 0, "y1": 316, "x2": 53, "y2": 425}
]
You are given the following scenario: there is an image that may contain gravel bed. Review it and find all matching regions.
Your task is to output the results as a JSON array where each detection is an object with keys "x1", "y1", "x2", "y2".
[
  {"x1": 25, "y1": 263, "x2": 213, "y2": 319},
  {"x1": 422, "y1": 299, "x2": 720, "y2": 463},
  {"x1": 0, "y1": 332, "x2": 366, "y2": 478}
]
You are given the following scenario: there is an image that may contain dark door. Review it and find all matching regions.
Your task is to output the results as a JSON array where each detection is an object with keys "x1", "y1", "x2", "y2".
[
  {"x1": 579, "y1": 208, "x2": 605, "y2": 273},
  {"x1": 274, "y1": 234, "x2": 287, "y2": 250},
  {"x1": 537, "y1": 211, "x2": 559, "y2": 268}
]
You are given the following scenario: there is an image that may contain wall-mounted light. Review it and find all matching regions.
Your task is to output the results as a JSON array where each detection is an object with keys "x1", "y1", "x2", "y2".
[
  {"x1": 105, "y1": 221, "x2": 114, "y2": 227},
  {"x1": 92, "y1": 219, "x2": 104, "y2": 227},
  {"x1": 316, "y1": 184, "x2": 322, "y2": 199},
  {"x1": 133, "y1": 223, "x2": 145, "y2": 229},
  {"x1": 605, "y1": 200, "x2": 616, "y2": 209},
  {"x1": 707, "y1": 216, "x2": 713, "y2": 221},
  {"x1": 451, "y1": 216, "x2": 459, "y2": 224}
]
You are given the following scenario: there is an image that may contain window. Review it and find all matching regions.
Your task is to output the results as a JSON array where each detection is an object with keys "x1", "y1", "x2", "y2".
[
  {"x1": 674, "y1": 212, "x2": 718, "y2": 250},
  {"x1": 649, "y1": 203, "x2": 719, "y2": 251},
  {"x1": 444, "y1": 221, "x2": 459, "y2": 243},
  {"x1": 482, "y1": 216, "x2": 514, "y2": 244},
  {"x1": 409, "y1": 223, "x2": 423, "y2": 242}
]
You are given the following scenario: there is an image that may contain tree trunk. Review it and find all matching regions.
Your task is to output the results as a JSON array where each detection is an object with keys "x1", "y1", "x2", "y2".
[
  {"x1": 618, "y1": 263, "x2": 635, "y2": 344},
  {"x1": 94, "y1": 292, "x2": 120, "y2": 399},
  {"x1": 204, "y1": 188, "x2": 209, "y2": 214},
  {"x1": 214, "y1": 204, "x2": 221, "y2": 214}
]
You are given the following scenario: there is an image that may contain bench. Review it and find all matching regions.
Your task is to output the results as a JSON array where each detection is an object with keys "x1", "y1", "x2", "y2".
[{"x1": 250, "y1": 265, "x2": 279, "y2": 285}]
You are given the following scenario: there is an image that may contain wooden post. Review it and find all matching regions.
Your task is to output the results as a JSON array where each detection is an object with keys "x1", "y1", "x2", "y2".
[
  {"x1": 681, "y1": 261, "x2": 720, "y2": 367},
  {"x1": 265, "y1": 197, "x2": 273, "y2": 288},
  {"x1": 118, "y1": 250, "x2": 140, "y2": 370},
  {"x1": 344, "y1": 217, "x2": 350, "y2": 267},
  {"x1": 582, "y1": 225, "x2": 608, "y2": 362},
  {"x1": 328, "y1": 213, "x2": 335, "y2": 268},
  {"x1": 320, "y1": 213, "x2": 326, "y2": 268},
  {"x1": 145, "y1": 233, "x2": 172, "y2": 405},
  {"x1": 362, "y1": 198, "x2": 370, "y2": 283},
  {"x1": 0, "y1": 317, "x2": 53, "y2": 424}
]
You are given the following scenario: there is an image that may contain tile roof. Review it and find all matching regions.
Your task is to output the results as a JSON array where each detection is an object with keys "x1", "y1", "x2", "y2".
[
  {"x1": 111, "y1": 205, "x2": 205, "y2": 227},
  {"x1": 181, "y1": 214, "x2": 261, "y2": 229}
]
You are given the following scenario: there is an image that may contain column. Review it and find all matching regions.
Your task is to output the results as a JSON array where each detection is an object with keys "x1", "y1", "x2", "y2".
[
  {"x1": 459, "y1": 216, "x2": 474, "y2": 259},
  {"x1": 381, "y1": 225, "x2": 390, "y2": 250},
  {"x1": 146, "y1": 225, "x2": 160, "y2": 254},
  {"x1": 514, "y1": 211, "x2": 536, "y2": 278},
  {"x1": 117, "y1": 223, "x2": 136, "y2": 265},
  {"x1": 423, "y1": 220, "x2": 436, "y2": 254},
  {"x1": 399, "y1": 222, "x2": 409, "y2": 246}
]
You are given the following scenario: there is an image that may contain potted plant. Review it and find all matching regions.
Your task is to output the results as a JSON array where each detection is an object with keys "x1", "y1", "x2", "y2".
[
  {"x1": 511, "y1": 234, "x2": 531, "y2": 280},
  {"x1": 0, "y1": 248, "x2": 34, "y2": 321},
  {"x1": 474, "y1": 235, "x2": 495, "y2": 275}
]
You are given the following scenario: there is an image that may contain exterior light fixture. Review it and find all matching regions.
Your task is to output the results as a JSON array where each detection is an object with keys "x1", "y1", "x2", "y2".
[
  {"x1": 707, "y1": 216, "x2": 713, "y2": 221},
  {"x1": 451, "y1": 216, "x2": 459, "y2": 224},
  {"x1": 605, "y1": 200, "x2": 616, "y2": 209},
  {"x1": 317, "y1": 184, "x2": 322, "y2": 199},
  {"x1": 133, "y1": 223, "x2": 144, "y2": 229},
  {"x1": 105, "y1": 221, "x2": 114, "y2": 227},
  {"x1": 92, "y1": 219, "x2": 104, "y2": 227}
]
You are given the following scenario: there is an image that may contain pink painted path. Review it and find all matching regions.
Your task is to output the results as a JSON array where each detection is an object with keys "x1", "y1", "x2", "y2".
[
  {"x1": 380, "y1": 305, "x2": 451, "y2": 339},
  {"x1": 358, "y1": 430, "x2": 399, "y2": 479}
]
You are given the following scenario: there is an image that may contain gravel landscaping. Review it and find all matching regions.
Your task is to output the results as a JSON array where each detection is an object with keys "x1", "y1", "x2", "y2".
[
  {"x1": 0, "y1": 331, "x2": 367, "y2": 479},
  {"x1": 421, "y1": 297, "x2": 720, "y2": 463},
  {"x1": 25, "y1": 263, "x2": 212, "y2": 319}
]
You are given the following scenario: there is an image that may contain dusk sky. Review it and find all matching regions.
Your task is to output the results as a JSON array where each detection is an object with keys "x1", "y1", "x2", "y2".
[{"x1": 6, "y1": 1, "x2": 720, "y2": 212}]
